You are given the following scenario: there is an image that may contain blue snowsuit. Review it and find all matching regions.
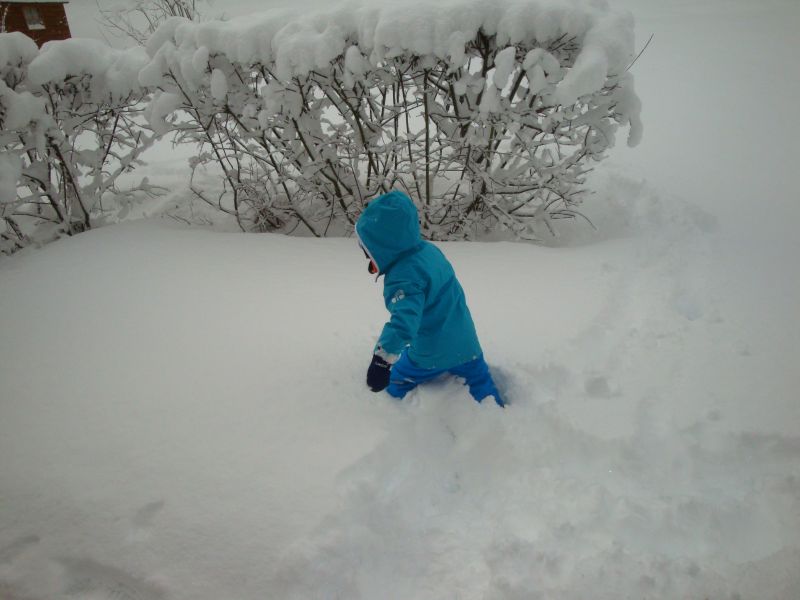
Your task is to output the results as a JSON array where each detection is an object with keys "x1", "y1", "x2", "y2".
[{"x1": 355, "y1": 191, "x2": 503, "y2": 406}]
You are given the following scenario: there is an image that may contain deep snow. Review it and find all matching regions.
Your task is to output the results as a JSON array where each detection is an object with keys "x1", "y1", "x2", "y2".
[
  {"x1": 2, "y1": 178, "x2": 798, "y2": 598},
  {"x1": 2, "y1": 0, "x2": 800, "y2": 598}
]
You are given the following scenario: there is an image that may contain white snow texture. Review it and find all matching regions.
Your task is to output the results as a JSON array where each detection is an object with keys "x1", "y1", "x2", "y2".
[{"x1": 1, "y1": 0, "x2": 800, "y2": 598}]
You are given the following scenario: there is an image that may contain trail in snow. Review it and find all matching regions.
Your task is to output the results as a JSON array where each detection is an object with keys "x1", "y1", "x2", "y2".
[
  {"x1": 272, "y1": 174, "x2": 800, "y2": 599},
  {"x1": 276, "y1": 389, "x2": 800, "y2": 599}
]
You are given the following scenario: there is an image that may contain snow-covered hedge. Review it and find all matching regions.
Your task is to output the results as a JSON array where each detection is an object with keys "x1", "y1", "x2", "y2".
[
  {"x1": 141, "y1": 0, "x2": 642, "y2": 238},
  {"x1": 0, "y1": 33, "x2": 156, "y2": 253},
  {"x1": 0, "y1": 0, "x2": 643, "y2": 252}
]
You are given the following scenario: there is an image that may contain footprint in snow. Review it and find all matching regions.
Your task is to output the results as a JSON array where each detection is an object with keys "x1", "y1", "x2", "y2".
[
  {"x1": 0, "y1": 535, "x2": 40, "y2": 564},
  {"x1": 672, "y1": 290, "x2": 705, "y2": 321},
  {"x1": 584, "y1": 375, "x2": 617, "y2": 398},
  {"x1": 127, "y1": 500, "x2": 165, "y2": 543},
  {"x1": 0, "y1": 581, "x2": 44, "y2": 600},
  {"x1": 58, "y1": 557, "x2": 165, "y2": 600},
  {"x1": 131, "y1": 500, "x2": 165, "y2": 530}
]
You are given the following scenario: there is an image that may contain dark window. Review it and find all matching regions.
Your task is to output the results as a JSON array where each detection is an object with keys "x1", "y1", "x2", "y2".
[{"x1": 23, "y1": 6, "x2": 45, "y2": 30}]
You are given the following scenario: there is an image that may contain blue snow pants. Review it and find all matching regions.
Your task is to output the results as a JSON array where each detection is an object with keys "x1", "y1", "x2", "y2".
[{"x1": 387, "y1": 352, "x2": 504, "y2": 407}]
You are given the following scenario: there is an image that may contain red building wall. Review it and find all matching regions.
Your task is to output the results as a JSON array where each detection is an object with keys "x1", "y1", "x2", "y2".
[{"x1": 1, "y1": 3, "x2": 71, "y2": 46}]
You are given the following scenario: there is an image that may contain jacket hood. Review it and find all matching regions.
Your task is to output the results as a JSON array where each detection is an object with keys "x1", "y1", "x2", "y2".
[{"x1": 356, "y1": 191, "x2": 421, "y2": 274}]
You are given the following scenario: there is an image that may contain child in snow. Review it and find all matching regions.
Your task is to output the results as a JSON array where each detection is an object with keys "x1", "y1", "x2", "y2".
[{"x1": 356, "y1": 190, "x2": 504, "y2": 407}]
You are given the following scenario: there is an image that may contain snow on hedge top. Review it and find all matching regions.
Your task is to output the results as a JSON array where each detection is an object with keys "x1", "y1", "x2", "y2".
[
  {"x1": 28, "y1": 39, "x2": 148, "y2": 100},
  {"x1": 142, "y1": 0, "x2": 636, "y2": 105},
  {"x1": 0, "y1": 32, "x2": 38, "y2": 69}
]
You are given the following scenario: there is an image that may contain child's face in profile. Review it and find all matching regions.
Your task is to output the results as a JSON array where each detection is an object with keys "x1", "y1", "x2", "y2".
[{"x1": 359, "y1": 242, "x2": 378, "y2": 274}]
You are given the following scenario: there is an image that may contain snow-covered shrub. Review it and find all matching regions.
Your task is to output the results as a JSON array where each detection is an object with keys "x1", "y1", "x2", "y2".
[
  {"x1": 141, "y1": 0, "x2": 642, "y2": 239},
  {"x1": 0, "y1": 34, "x2": 157, "y2": 253}
]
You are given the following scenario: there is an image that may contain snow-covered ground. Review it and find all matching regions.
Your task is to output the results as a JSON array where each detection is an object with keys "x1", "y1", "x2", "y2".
[{"x1": 2, "y1": 0, "x2": 799, "y2": 598}]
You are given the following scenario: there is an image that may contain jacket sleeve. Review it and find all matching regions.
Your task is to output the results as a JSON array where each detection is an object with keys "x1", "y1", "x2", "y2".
[{"x1": 376, "y1": 277, "x2": 425, "y2": 357}]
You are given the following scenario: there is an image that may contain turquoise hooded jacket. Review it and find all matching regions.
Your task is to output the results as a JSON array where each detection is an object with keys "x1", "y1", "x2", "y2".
[{"x1": 355, "y1": 191, "x2": 483, "y2": 370}]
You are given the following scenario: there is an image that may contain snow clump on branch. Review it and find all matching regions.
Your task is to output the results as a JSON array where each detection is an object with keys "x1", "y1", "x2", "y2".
[{"x1": 28, "y1": 39, "x2": 149, "y2": 100}]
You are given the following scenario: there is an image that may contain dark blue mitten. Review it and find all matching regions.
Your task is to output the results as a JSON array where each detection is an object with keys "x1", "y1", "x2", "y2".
[{"x1": 366, "y1": 354, "x2": 391, "y2": 392}]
